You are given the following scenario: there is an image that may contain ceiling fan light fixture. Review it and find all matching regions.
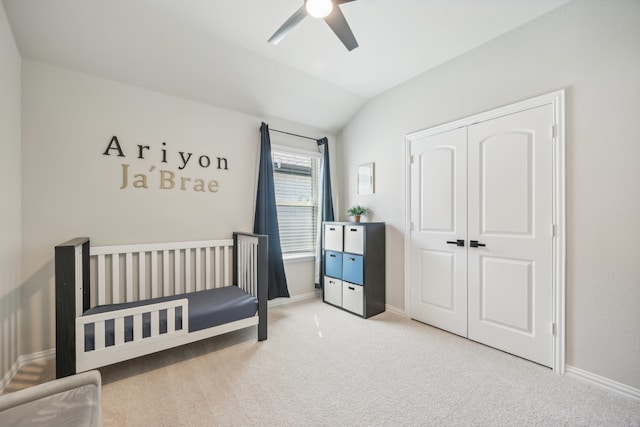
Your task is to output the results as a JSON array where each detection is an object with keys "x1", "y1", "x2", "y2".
[
  {"x1": 269, "y1": 0, "x2": 358, "y2": 51},
  {"x1": 306, "y1": 0, "x2": 333, "y2": 18}
]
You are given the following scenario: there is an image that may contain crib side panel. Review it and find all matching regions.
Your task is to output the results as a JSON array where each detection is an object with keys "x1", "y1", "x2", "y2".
[{"x1": 89, "y1": 240, "x2": 234, "y2": 306}]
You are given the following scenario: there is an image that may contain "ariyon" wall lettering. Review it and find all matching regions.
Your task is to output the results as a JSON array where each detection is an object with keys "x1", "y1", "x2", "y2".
[{"x1": 103, "y1": 136, "x2": 229, "y2": 193}]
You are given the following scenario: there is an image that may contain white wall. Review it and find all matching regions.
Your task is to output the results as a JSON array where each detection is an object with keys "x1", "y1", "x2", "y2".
[
  {"x1": 0, "y1": 1, "x2": 21, "y2": 386},
  {"x1": 20, "y1": 61, "x2": 334, "y2": 355},
  {"x1": 339, "y1": 0, "x2": 640, "y2": 389}
]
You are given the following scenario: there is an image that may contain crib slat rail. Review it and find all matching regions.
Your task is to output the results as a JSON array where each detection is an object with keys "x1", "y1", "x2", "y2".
[
  {"x1": 90, "y1": 239, "x2": 234, "y2": 306},
  {"x1": 55, "y1": 232, "x2": 268, "y2": 379},
  {"x1": 75, "y1": 299, "x2": 189, "y2": 373}
]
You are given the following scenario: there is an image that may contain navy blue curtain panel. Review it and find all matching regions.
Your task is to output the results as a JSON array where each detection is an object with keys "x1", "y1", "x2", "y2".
[
  {"x1": 318, "y1": 138, "x2": 335, "y2": 222},
  {"x1": 315, "y1": 137, "x2": 335, "y2": 288},
  {"x1": 255, "y1": 123, "x2": 290, "y2": 300}
]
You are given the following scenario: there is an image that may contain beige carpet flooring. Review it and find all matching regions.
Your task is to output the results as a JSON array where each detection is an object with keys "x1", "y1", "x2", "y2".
[{"x1": 6, "y1": 297, "x2": 640, "y2": 425}]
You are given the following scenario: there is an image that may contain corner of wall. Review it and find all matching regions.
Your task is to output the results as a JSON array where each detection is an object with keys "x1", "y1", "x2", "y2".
[{"x1": 0, "y1": 0, "x2": 23, "y2": 387}]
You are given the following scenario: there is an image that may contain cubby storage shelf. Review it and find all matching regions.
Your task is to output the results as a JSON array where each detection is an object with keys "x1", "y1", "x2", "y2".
[{"x1": 322, "y1": 222, "x2": 385, "y2": 318}]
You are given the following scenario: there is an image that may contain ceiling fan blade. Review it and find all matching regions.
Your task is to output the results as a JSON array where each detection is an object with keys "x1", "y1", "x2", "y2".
[
  {"x1": 335, "y1": 0, "x2": 357, "y2": 4},
  {"x1": 268, "y1": 6, "x2": 308, "y2": 45},
  {"x1": 323, "y1": 4, "x2": 359, "y2": 51}
]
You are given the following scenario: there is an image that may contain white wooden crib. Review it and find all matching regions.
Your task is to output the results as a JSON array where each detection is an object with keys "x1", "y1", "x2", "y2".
[{"x1": 55, "y1": 232, "x2": 267, "y2": 378}]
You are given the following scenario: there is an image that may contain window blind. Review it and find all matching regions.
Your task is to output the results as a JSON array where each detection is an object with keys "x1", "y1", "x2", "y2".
[{"x1": 272, "y1": 150, "x2": 320, "y2": 254}]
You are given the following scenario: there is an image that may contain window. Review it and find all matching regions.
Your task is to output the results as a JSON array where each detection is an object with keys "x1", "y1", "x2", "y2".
[{"x1": 272, "y1": 148, "x2": 321, "y2": 255}]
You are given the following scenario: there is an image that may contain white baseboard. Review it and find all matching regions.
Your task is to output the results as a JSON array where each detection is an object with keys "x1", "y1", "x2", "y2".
[
  {"x1": 565, "y1": 365, "x2": 640, "y2": 401},
  {"x1": 385, "y1": 304, "x2": 407, "y2": 317},
  {"x1": 274, "y1": 294, "x2": 407, "y2": 317},
  {"x1": 19, "y1": 348, "x2": 56, "y2": 366},
  {"x1": 0, "y1": 348, "x2": 56, "y2": 393},
  {"x1": 268, "y1": 290, "x2": 322, "y2": 308},
  {"x1": 0, "y1": 359, "x2": 21, "y2": 393}
]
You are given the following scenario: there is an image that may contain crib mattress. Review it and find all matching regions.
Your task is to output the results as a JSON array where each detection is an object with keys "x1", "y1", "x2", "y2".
[{"x1": 82, "y1": 286, "x2": 258, "y2": 351}]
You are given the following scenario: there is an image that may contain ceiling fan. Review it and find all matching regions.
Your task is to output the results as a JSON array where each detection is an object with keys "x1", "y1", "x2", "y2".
[{"x1": 268, "y1": 0, "x2": 359, "y2": 51}]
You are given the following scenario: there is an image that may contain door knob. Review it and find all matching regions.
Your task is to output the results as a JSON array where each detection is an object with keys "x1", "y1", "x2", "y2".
[
  {"x1": 470, "y1": 240, "x2": 486, "y2": 248},
  {"x1": 446, "y1": 239, "x2": 465, "y2": 247}
]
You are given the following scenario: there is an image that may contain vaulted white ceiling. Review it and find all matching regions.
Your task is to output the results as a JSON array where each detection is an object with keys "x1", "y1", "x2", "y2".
[{"x1": 3, "y1": 0, "x2": 570, "y2": 133}]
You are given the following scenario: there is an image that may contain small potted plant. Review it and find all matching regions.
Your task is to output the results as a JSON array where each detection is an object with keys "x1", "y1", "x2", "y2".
[{"x1": 346, "y1": 205, "x2": 368, "y2": 223}]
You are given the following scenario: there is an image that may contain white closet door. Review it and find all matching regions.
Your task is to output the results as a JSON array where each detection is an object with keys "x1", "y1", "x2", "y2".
[
  {"x1": 467, "y1": 104, "x2": 554, "y2": 367},
  {"x1": 409, "y1": 127, "x2": 468, "y2": 337}
]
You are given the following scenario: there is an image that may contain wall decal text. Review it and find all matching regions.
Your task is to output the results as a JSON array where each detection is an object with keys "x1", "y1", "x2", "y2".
[{"x1": 103, "y1": 136, "x2": 229, "y2": 193}]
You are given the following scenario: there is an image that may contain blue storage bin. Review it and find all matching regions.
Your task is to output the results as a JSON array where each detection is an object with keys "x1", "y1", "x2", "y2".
[
  {"x1": 325, "y1": 251, "x2": 343, "y2": 278},
  {"x1": 342, "y1": 254, "x2": 364, "y2": 285}
]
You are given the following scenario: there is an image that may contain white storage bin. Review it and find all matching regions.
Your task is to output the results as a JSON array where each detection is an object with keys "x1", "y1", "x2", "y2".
[
  {"x1": 323, "y1": 276, "x2": 342, "y2": 307},
  {"x1": 342, "y1": 282, "x2": 364, "y2": 316},
  {"x1": 343, "y1": 225, "x2": 364, "y2": 254},
  {"x1": 324, "y1": 224, "x2": 344, "y2": 252}
]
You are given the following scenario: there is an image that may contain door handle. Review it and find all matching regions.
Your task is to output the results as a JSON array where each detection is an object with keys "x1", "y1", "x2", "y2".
[
  {"x1": 469, "y1": 240, "x2": 486, "y2": 248},
  {"x1": 446, "y1": 239, "x2": 465, "y2": 247}
]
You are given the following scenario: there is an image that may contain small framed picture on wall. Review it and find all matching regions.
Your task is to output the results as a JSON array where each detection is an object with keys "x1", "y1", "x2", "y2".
[{"x1": 357, "y1": 163, "x2": 375, "y2": 195}]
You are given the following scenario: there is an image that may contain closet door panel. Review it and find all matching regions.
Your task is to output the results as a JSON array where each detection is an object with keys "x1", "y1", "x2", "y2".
[
  {"x1": 467, "y1": 104, "x2": 554, "y2": 368},
  {"x1": 409, "y1": 127, "x2": 468, "y2": 338}
]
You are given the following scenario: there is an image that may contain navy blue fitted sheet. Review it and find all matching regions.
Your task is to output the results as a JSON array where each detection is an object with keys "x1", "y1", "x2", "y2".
[{"x1": 82, "y1": 286, "x2": 258, "y2": 351}]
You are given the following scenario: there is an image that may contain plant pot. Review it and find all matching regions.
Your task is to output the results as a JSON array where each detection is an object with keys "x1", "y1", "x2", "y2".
[{"x1": 354, "y1": 215, "x2": 361, "y2": 223}]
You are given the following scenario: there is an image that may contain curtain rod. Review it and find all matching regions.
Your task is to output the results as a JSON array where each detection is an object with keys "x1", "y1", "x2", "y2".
[{"x1": 270, "y1": 128, "x2": 318, "y2": 142}]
